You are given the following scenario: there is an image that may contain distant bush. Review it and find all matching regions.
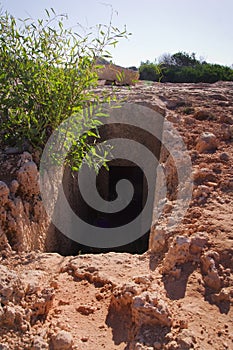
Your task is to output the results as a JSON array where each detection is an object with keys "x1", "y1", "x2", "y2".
[
  {"x1": 139, "y1": 52, "x2": 233, "y2": 83},
  {"x1": 139, "y1": 60, "x2": 162, "y2": 81}
]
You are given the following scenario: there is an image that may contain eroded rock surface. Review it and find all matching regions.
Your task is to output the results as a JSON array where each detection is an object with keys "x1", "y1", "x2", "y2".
[{"x1": 0, "y1": 81, "x2": 233, "y2": 349}]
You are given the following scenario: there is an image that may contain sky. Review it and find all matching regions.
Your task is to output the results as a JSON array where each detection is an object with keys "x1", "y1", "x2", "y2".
[{"x1": 1, "y1": 0, "x2": 233, "y2": 68}]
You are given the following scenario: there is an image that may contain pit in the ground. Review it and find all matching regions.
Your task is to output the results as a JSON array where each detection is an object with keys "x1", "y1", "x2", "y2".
[{"x1": 55, "y1": 161, "x2": 152, "y2": 255}]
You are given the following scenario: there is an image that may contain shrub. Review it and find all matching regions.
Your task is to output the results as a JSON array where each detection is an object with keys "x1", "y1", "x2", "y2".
[
  {"x1": 139, "y1": 61, "x2": 162, "y2": 81},
  {"x1": 0, "y1": 8, "x2": 128, "y2": 170},
  {"x1": 139, "y1": 52, "x2": 233, "y2": 83}
]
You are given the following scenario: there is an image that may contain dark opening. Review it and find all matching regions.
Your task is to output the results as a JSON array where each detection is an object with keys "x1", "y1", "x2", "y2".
[
  {"x1": 52, "y1": 117, "x2": 164, "y2": 256},
  {"x1": 55, "y1": 161, "x2": 151, "y2": 255}
]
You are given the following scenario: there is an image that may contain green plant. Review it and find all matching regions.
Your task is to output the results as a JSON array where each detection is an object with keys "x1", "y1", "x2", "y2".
[
  {"x1": 0, "y1": 8, "x2": 128, "y2": 171},
  {"x1": 139, "y1": 60, "x2": 162, "y2": 82},
  {"x1": 139, "y1": 52, "x2": 233, "y2": 83},
  {"x1": 183, "y1": 106, "x2": 195, "y2": 115}
]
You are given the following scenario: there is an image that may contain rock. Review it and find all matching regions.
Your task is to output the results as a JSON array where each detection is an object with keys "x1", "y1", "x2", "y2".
[
  {"x1": 201, "y1": 251, "x2": 221, "y2": 291},
  {"x1": 196, "y1": 132, "x2": 217, "y2": 153},
  {"x1": 76, "y1": 305, "x2": 96, "y2": 315},
  {"x1": 164, "y1": 99, "x2": 187, "y2": 110},
  {"x1": 161, "y1": 236, "x2": 191, "y2": 274},
  {"x1": 3, "y1": 305, "x2": 15, "y2": 327},
  {"x1": 219, "y1": 114, "x2": 233, "y2": 124},
  {"x1": 211, "y1": 288, "x2": 232, "y2": 303},
  {"x1": 31, "y1": 288, "x2": 55, "y2": 323},
  {"x1": 219, "y1": 152, "x2": 230, "y2": 161},
  {"x1": 189, "y1": 233, "x2": 208, "y2": 255},
  {"x1": 161, "y1": 233, "x2": 207, "y2": 275},
  {"x1": 201, "y1": 251, "x2": 220, "y2": 274},
  {"x1": 5, "y1": 146, "x2": 23, "y2": 155},
  {"x1": 31, "y1": 336, "x2": 49, "y2": 350},
  {"x1": 220, "y1": 123, "x2": 233, "y2": 140},
  {"x1": 51, "y1": 330, "x2": 73, "y2": 350},
  {"x1": 149, "y1": 226, "x2": 166, "y2": 253},
  {"x1": 80, "y1": 336, "x2": 89, "y2": 342},
  {"x1": 96, "y1": 62, "x2": 139, "y2": 86},
  {"x1": 176, "y1": 329, "x2": 196, "y2": 349},
  {"x1": 194, "y1": 110, "x2": 215, "y2": 120},
  {"x1": 0, "y1": 265, "x2": 24, "y2": 305},
  {"x1": 18, "y1": 151, "x2": 33, "y2": 165},
  {"x1": 220, "y1": 178, "x2": 233, "y2": 192},
  {"x1": 203, "y1": 271, "x2": 221, "y2": 291},
  {"x1": 132, "y1": 291, "x2": 172, "y2": 327},
  {"x1": 17, "y1": 161, "x2": 40, "y2": 196},
  {"x1": 166, "y1": 340, "x2": 179, "y2": 349},
  {"x1": 9, "y1": 180, "x2": 19, "y2": 195},
  {"x1": 192, "y1": 185, "x2": 210, "y2": 200},
  {"x1": 0, "y1": 181, "x2": 9, "y2": 206},
  {"x1": 153, "y1": 341, "x2": 162, "y2": 349},
  {"x1": 193, "y1": 167, "x2": 217, "y2": 184}
]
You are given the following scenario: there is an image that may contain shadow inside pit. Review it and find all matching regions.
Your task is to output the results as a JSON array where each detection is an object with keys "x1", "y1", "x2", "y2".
[
  {"x1": 149, "y1": 252, "x2": 163, "y2": 271},
  {"x1": 204, "y1": 292, "x2": 231, "y2": 314},
  {"x1": 162, "y1": 262, "x2": 196, "y2": 300},
  {"x1": 105, "y1": 302, "x2": 132, "y2": 346}
]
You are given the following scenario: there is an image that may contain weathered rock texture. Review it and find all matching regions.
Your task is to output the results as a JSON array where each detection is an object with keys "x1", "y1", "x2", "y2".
[
  {"x1": 0, "y1": 152, "x2": 57, "y2": 253},
  {"x1": 96, "y1": 62, "x2": 139, "y2": 85},
  {"x1": 0, "y1": 81, "x2": 233, "y2": 349}
]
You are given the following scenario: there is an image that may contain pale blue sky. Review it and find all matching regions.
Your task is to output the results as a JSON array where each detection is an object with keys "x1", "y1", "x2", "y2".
[{"x1": 1, "y1": 0, "x2": 233, "y2": 67}]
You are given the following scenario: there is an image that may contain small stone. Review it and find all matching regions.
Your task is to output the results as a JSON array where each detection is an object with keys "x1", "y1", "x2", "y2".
[
  {"x1": 0, "y1": 344, "x2": 10, "y2": 350},
  {"x1": 194, "y1": 110, "x2": 215, "y2": 120},
  {"x1": 196, "y1": 132, "x2": 217, "y2": 153},
  {"x1": 81, "y1": 337, "x2": 89, "y2": 342},
  {"x1": 153, "y1": 341, "x2": 162, "y2": 349},
  {"x1": 220, "y1": 152, "x2": 230, "y2": 161},
  {"x1": 221, "y1": 123, "x2": 233, "y2": 140},
  {"x1": 0, "y1": 181, "x2": 10, "y2": 206},
  {"x1": 179, "y1": 319, "x2": 188, "y2": 329},
  {"x1": 51, "y1": 330, "x2": 73, "y2": 350},
  {"x1": 149, "y1": 227, "x2": 166, "y2": 253},
  {"x1": 211, "y1": 288, "x2": 231, "y2": 303},
  {"x1": 167, "y1": 340, "x2": 178, "y2": 349},
  {"x1": 31, "y1": 336, "x2": 48, "y2": 350},
  {"x1": 177, "y1": 329, "x2": 196, "y2": 349},
  {"x1": 76, "y1": 305, "x2": 95, "y2": 315},
  {"x1": 58, "y1": 300, "x2": 70, "y2": 306},
  {"x1": 9, "y1": 180, "x2": 19, "y2": 195}
]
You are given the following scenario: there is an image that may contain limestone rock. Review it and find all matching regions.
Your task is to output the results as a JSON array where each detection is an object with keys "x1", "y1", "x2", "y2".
[
  {"x1": 196, "y1": 132, "x2": 217, "y2": 153},
  {"x1": 96, "y1": 62, "x2": 139, "y2": 86},
  {"x1": 201, "y1": 251, "x2": 221, "y2": 291},
  {"x1": 31, "y1": 336, "x2": 49, "y2": 350},
  {"x1": 31, "y1": 288, "x2": 55, "y2": 323},
  {"x1": 193, "y1": 185, "x2": 210, "y2": 200},
  {"x1": 211, "y1": 288, "x2": 233, "y2": 304},
  {"x1": 9, "y1": 179, "x2": 19, "y2": 195},
  {"x1": 0, "y1": 181, "x2": 9, "y2": 206},
  {"x1": 176, "y1": 329, "x2": 196, "y2": 349},
  {"x1": 193, "y1": 167, "x2": 217, "y2": 184},
  {"x1": 132, "y1": 291, "x2": 172, "y2": 327},
  {"x1": 161, "y1": 234, "x2": 208, "y2": 275},
  {"x1": 149, "y1": 226, "x2": 166, "y2": 253},
  {"x1": 220, "y1": 123, "x2": 233, "y2": 140},
  {"x1": 51, "y1": 330, "x2": 73, "y2": 350},
  {"x1": 219, "y1": 114, "x2": 233, "y2": 124},
  {"x1": 17, "y1": 161, "x2": 40, "y2": 196},
  {"x1": 0, "y1": 265, "x2": 24, "y2": 305},
  {"x1": 194, "y1": 110, "x2": 215, "y2": 120},
  {"x1": 219, "y1": 152, "x2": 230, "y2": 161},
  {"x1": 161, "y1": 236, "x2": 191, "y2": 274}
]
